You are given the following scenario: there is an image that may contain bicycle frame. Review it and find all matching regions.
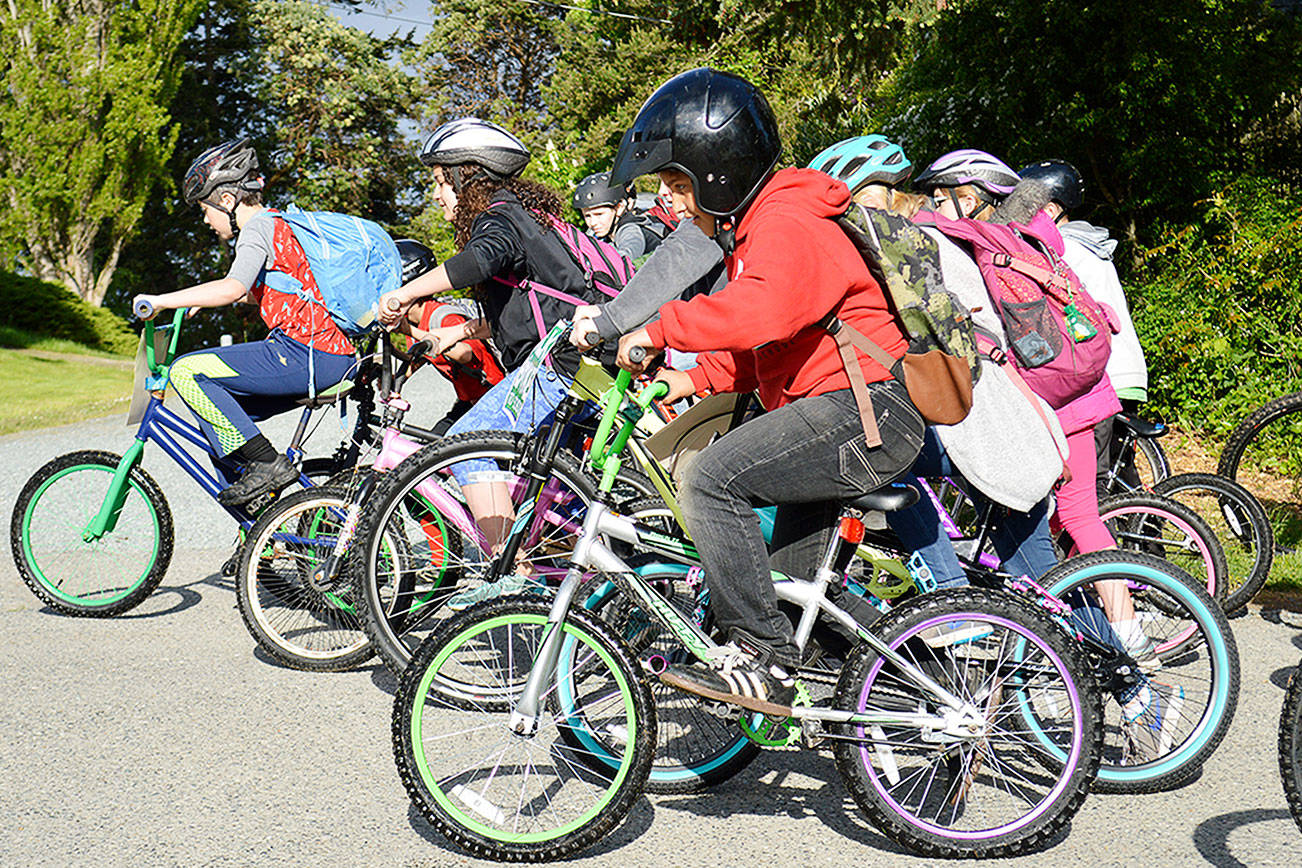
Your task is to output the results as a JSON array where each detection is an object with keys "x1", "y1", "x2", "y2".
[
  {"x1": 504, "y1": 370, "x2": 981, "y2": 739},
  {"x1": 82, "y1": 311, "x2": 348, "y2": 541}
]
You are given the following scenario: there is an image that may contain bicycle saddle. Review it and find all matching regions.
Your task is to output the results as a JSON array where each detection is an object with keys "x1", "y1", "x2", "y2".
[
  {"x1": 845, "y1": 482, "x2": 919, "y2": 514},
  {"x1": 1115, "y1": 412, "x2": 1166, "y2": 438}
]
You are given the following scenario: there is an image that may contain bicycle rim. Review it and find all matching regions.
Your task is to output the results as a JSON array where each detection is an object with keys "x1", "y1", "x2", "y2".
[
  {"x1": 395, "y1": 602, "x2": 652, "y2": 860},
  {"x1": 21, "y1": 461, "x2": 162, "y2": 609},
  {"x1": 1044, "y1": 553, "x2": 1238, "y2": 791}
]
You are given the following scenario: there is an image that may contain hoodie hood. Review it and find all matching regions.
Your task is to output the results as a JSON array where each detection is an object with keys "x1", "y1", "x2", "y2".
[
  {"x1": 735, "y1": 168, "x2": 851, "y2": 243},
  {"x1": 1060, "y1": 220, "x2": 1118, "y2": 260}
]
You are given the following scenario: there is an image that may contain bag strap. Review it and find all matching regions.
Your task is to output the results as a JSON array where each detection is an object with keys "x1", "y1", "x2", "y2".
[
  {"x1": 990, "y1": 251, "x2": 1074, "y2": 298},
  {"x1": 821, "y1": 314, "x2": 893, "y2": 448}
]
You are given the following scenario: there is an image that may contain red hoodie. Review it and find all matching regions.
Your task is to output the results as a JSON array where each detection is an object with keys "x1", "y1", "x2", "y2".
[{"x1": 644, "y1": 168, "x2": 906, "y2": 410}]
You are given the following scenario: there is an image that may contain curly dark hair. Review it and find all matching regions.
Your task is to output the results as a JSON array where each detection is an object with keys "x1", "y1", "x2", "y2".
[{"x1": 451, "y1": 172, "x2": 560, "y2": 249}]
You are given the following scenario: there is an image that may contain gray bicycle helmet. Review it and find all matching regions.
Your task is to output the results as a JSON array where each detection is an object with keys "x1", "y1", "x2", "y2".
[
  {"x1": 183, "y1": 138, "x2": 264, "y2": 206},
  {"x1": 572, "y1": 171, "x2": 631, "y2": 211},
  {"x1": 420, "y1": 118, "x2": 531, "y2": 192}
]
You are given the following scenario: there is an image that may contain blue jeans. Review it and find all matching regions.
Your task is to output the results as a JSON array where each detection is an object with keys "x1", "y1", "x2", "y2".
[{"x1": 445, "y1": 363, "x2": 574, "y2": 485}]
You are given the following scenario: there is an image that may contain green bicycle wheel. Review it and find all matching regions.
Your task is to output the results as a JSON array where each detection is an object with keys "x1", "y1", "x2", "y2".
[{"x1": 11, "y1": 450, "x2": 173, "y2": 616}]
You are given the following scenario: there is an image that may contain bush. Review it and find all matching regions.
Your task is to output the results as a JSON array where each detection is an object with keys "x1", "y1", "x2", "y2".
[
  {"x1": 1128, "y1": 174, "x2": 1302, "y2": 434},
  {"x1": 0, "y1": 271, "x2": 138, "y2": 355}
]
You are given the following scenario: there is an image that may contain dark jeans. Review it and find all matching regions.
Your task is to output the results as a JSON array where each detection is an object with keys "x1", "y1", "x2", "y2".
[{"x1": 680, "y1": 384, "x2": 924, "y2": 667}]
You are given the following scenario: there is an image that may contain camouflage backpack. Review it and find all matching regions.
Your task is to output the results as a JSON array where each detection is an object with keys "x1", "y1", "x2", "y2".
[{"x1": 822, "y1": 204, "x2": 979, "y2": 446}]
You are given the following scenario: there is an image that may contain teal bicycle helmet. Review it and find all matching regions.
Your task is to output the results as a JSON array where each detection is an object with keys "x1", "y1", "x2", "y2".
[{"x1": 807, "y1": 135, "x2": 912, "y2": 192}]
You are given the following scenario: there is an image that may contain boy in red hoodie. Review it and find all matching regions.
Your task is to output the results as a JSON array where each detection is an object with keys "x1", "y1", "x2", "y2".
[{"x1": 612, "y1": 69, "x2": 924, "y2": 713}]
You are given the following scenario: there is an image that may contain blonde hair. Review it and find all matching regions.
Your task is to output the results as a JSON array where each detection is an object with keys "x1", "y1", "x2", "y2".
[{"x1": 883, "y1": 190, "x2": 930, "y2": 219}]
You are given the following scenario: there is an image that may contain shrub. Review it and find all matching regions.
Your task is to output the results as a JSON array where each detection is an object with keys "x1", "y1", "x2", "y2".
[
  {"x1": 0, "y1": 271, "x2": 137, "y2": 355},
  {"x1": 1127, "y1": 174, "x2": 1302, "y2": 434}
]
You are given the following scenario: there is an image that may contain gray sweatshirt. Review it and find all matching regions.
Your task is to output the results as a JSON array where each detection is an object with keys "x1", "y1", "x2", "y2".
[{"x1": 593, "y1": 219, "x2": 726, "y2": 340}]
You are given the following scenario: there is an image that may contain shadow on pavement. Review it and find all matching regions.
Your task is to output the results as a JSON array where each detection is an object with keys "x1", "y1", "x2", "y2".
[
  {"x1": 1271, "y1": 663, "x2": 1299, "y2": 690},
  {"x1": 1193, "y1": 807, "x2": 1294, "y2": 867}
]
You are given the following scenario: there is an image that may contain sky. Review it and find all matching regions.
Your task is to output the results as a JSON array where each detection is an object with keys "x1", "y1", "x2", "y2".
[{"x1": 324, "y1": 1, "x2": 434, "y2": 39}]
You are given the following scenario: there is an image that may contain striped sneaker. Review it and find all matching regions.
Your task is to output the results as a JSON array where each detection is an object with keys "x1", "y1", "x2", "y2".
[{"x1": 659, "y1": 643, "x2": 796, "y2": 718}]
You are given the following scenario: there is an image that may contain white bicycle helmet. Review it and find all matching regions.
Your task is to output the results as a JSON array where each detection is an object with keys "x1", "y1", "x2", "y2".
[
  {"x1": 420, "y1": 118, "x2": 531, "y2": 191},
  {"x1": 914, "y1": 148, "x2": 1020, "y2": 198}
]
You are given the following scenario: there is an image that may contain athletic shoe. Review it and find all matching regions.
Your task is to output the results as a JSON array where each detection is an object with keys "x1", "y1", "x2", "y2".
[
  {"x1": 1123, "y1": 634, "x2": 1163, "y2": 672},
  {"x1": 1122, "y1": 681, "x2": 1186, "y2": 764},
  {"x1": 659, "y1": 643, "x2": 797, "y2": 717},
  {"x1": 446, "y1": 572, "x2": 542, "y2": 611},
  {"x1": 217, "y1": 455, "x2": 298, "y2": 507}
]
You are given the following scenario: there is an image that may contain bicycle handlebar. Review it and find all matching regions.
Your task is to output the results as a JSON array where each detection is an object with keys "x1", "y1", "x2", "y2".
[
  {"x1": 589, "y1": 370, "x2": 670, "y2": 472},
  {"x1": 627, "y1": 345, "x2": 647, "y2": 365},
  {"x1": 143, "y1": 308, "x2": 188, "y2": 375},
  {"x1": 133, "y1": 297, "x2": 155, "y2": 319}
]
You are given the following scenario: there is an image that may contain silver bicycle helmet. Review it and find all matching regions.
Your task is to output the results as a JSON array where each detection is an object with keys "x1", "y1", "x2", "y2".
[
  {"x1": 183, "y1": 138, "x2": 264, "y2": 206},
  {"x1": 419, "y1": 118, "x2": 531, "y2": 191},
  {"x1": 914, "y1": 149, "x2": 1021, "y2": 198}
]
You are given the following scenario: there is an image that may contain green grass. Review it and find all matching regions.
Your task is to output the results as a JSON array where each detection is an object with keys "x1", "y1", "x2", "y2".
[
  {"x1": 0, "y1": 324, "x2": 132, "y2": 359},
  {"x1": 0, "y1": 348, "x2": 133, "y2": 435}
]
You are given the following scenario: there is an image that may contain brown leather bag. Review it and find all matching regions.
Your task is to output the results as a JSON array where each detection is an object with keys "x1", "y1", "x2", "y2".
[{"x1": 824, "y1": 316, "x2": 973, "y2": 447}]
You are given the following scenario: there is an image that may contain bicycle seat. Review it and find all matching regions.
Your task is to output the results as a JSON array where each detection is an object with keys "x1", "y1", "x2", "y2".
[
  {"x1": 295, "y1": 379, "x2": 355, "y2": 409},
  {"x1": 1115, "y1": 412, "x2": 1166, "y2": 438},
  {"x1": 845, "y1": 483, "x2": 919, "y2": 514}
]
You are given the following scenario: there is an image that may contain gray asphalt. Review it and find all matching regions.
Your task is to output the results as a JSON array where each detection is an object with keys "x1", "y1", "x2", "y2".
[{"x1": 1, "y1": 384, "x2": 1300, "y2": 867}]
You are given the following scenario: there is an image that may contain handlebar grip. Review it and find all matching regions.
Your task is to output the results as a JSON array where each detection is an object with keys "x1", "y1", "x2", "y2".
[
  {"x1": 627, "y1": 345, "x2": 647, "y2": 365},
  {"x1": 407, "y1": 338, "x2": 434, "y2": 359},
  {"x1": 133, "y1": 297, "x2": 155, "y2": 319}
]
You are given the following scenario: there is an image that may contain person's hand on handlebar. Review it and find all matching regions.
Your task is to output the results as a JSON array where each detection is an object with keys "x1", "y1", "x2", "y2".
[
  {"x1": 378, "y1": 285, "x2": 423, "y2": 328},
  {"x1": 652, "y1": 368, "x2": 697, "y2": 403},
  {"x1": 569, "y1": 305, "x2": 602, "y2": 350},
  {"x1": 617, "y1": 326, "x2": 660, "y2": 373}
]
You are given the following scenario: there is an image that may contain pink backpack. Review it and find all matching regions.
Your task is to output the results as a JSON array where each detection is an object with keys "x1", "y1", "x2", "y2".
[
  {"x1": 492, "y1": 211, "x2": 635, "y2": 340},
  {"x1": 919, "y1": 211, "x2": 1115, "y2": 409}
]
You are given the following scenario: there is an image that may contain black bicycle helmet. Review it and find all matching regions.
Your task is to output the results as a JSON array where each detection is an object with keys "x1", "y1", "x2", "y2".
[
  {"x1": 1018, "y1": 159, "x2": 1084, "y2": 212},
  {"x1": 419, "y1": 118, "x2": 530, "y2": 192},
  {"x1": 572, "y1": 171, "x2": 631, "y2": 211},
  {"x1": 183, "y1": 138, "x2": 263, "y2": 205},
  {"x1": 395, "y1": 238, "x2": 438, "y2": 284},
  {"x1": 609, "y1": 68, "x2": 781, "y2": 218}
]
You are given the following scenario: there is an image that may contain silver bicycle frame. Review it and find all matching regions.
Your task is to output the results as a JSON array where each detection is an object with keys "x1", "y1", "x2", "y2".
[{"x1": 507, "y1": 500, "x2": 977, "y2": 736}]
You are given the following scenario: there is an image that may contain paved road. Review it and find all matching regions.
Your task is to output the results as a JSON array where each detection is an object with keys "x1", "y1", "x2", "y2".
[{"x1": 1, "y1": 398, "x2": 1301, "y2": 867}]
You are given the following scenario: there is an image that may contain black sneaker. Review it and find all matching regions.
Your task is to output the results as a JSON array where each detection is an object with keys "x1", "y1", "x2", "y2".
[
  {"x1": 659, "y1": 643, "x2": 797, "y2": 717},
  {"x1": 217, "y1": 454, "x2": 298, "y2": 507}
]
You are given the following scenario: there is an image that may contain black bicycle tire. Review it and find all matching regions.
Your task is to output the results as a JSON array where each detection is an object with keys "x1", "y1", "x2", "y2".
[
  {"x1": 11, "y1": 450, "x2": 174, "y2": 617},
  {"x1": 350, "y1": 431, "x2": 598, "y2": 674},
  {"x1": 832, "y1": 587, "x2": 1102, "y2": 858},
  {"x1": 1217, "y1": 390, "x2": 1302, "y2": 480},
  {"x1": 1153, "y1": 472, "x2": 1274, "y2": 614},
  {"x1": 1279, "y1": 658, "x2": 1302, "y2": 834},
  {"x1": 1042, "y1": 550, "x2": 1239, "y2": 794},
  {"x1": 1097, "y1": 491, "x2": 1229, "y2": 609},
  {"x1": 393, "y1": 598, "x2": 655, "y2": 862},
  {"x1": 235, "y1": 485, "x2": 375, "y2": 671},
  {"x1": 1134, "y1": 435, "x2": 1172, "y2": 485}
]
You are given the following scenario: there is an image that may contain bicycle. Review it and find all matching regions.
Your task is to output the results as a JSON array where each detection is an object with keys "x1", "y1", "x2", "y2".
[
  {"x1": 897, "y1": 481, "x2": 1239, "y2": 793},
  {"x1": 390, "y1": 366, "x2": 1102, "y2": 860},
  {"x1": 232, "y1": 335, "x2": 449, "y2": 669},
  {"x1": 1099, "y1": 411, "x2": 1172, "y2": 496},
  {"x1": 9, "y1": 309, "x2": 362, "y2": 616},
  {"x1": 1219, "y1": 391, "x2": 1302, "y2": 580},
  {"x1": 1281, "y1": 657, "x2": 1302, "y2": 834},
  {"x1": 1095, "y1": 490, "x2": 1228, "y2": 607}
]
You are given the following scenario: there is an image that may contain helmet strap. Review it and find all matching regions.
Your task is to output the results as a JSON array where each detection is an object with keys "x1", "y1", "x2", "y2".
[
  {"x1": 201, "y1": 194, "x2": 241, "y2": 236},
  {"x1": 716, "y1": 218, "x2": 737, "y2": 256}
]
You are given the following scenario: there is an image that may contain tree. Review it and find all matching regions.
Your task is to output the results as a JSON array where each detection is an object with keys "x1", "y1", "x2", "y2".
[
  {"x1": 253, "y1": 0, "x2": 420, "y2": 220},
  {"x1": 868, "y1": 0, "x2": 1302, "y2": 241},
  {"x1": 0, "y1": 0, "x2": 206, "y2": 305}
]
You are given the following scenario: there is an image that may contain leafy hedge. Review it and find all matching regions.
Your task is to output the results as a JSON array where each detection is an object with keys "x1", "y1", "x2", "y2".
[
  {"x1": 1128, "y1": 174, "x2": 1302, "y2": 434},
  {"x1": 0, "y1": 271, "x2": 137, "y2": 356}
]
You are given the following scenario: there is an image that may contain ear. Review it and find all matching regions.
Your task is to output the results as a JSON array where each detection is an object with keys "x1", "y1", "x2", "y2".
[{"x1": 219, "y1": 189, "x2": 238, "y2": 210}]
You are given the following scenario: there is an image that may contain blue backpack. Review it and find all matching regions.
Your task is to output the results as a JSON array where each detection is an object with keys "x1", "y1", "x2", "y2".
[{"x1": 261, "y1": 205, "x2": 402, "y2": 336}]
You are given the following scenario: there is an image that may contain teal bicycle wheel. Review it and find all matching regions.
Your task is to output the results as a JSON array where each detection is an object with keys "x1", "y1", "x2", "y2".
[
  {"x1": 1040, "y1": 551, "x2": 1239, "y2": 793},
  {"x1": 11, "y1": 450, "x2": 173, "y2": 616}
]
